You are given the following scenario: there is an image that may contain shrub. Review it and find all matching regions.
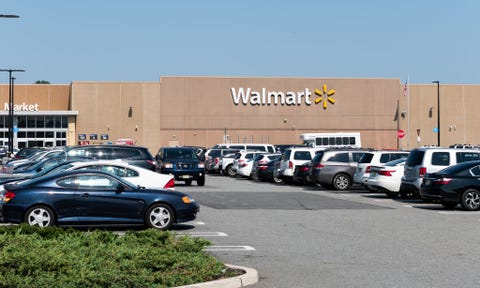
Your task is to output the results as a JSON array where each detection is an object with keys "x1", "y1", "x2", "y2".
[{"x1": 0, "y1": 225, "x2": 230, "y2": 287}]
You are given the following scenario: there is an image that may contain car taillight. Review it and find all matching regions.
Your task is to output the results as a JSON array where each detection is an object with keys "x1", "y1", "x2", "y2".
[
  {"x1": 300, "y1": 166, "x2": 309, "y2": 172},
  {"x1": 419, "y1": 167, "x2": 427, "y2": 178},
  {"x1": 146, "y1": 160, "x2": 157, "y2": 167},
  {"x1": 215, "y1": 157, "x2": 220, "y2": 165},
  {"x1": 365, "y1": 166, "x2": 371, "y2": 173},
  {"x1": 378, "y1": 170, "x2": 394, "y2": 176},
  {"x1": 433, "y1": 178, "x2": 452, "y2": 185},
  {"x1": 258, "y1": 166, "x2": 268, "y2": 170},
  {"x1": 163, "y1": 178, "x2": 175, "y2": 190},
  {"x1": 289, "y1": 161, "x2": 293, "y2": 169},
  {"x1": 2, "y1": 191, "x2": 15, "y2": 202},
  {"x1": 314, "y1": 163, "x2": 324, "y2": 169}
]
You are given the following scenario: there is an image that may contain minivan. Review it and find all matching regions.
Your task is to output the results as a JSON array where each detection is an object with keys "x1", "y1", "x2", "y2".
[
  {"x1": 214, "y1": 143, "x2": 275, "y2": 153},
  {"x1": 400, "y1": 147, "x2": 480, "y2": 197}
]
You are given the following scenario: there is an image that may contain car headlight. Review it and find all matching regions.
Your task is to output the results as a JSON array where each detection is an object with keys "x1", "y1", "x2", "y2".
[
  {"x1": 198, "y1": 163, "x2": 205, "y2": 168},
  {"x1": 164, "y1": 163, "x2": 173, "y2": 169},
  {"x1": 182, "y1": 196, "x2": 195, "y2": 204}
]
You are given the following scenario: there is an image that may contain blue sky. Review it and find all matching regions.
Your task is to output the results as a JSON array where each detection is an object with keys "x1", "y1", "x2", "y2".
[{"x1": 1, "y1": 0, "x2": 478, "y2": 84}]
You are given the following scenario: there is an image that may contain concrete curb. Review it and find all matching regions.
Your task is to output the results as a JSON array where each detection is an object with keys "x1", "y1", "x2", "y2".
[{"x1": 175, "y1": 264, "x2": 259, "y2": 288}]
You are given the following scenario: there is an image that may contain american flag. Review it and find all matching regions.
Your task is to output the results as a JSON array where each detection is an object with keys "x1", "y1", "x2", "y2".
[{"x1": 403, "y1": 80, "x2": 408, "y2": 97}]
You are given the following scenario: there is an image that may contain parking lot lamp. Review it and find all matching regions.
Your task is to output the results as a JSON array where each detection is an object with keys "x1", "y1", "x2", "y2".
[{"x1": 432, "y1": 81, "x2": 440, "y2": 147}]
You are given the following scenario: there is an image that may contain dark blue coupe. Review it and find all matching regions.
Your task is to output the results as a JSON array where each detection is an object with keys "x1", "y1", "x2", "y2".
[{"x1": 0, "y1": 170, "x2": 199, "y2": 230}]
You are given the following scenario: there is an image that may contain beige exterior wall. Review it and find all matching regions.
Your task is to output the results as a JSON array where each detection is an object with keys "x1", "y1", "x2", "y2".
[
  {"x1": 3, "y1": 78, "x2": 480, "y2": 153},
  {"x1": 0, "y1": 84, "x2": 70, "y2": 111},
  {"x1": 398, "y1": 84, "x2": 480, "y2": 149}
]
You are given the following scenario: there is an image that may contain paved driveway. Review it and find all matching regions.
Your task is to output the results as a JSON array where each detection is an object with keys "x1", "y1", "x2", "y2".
[{"x1": 176, "y1": 175, "x2": 480, "y2": 288}]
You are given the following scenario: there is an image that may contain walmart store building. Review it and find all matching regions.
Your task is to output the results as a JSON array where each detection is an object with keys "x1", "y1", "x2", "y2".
[{"x1": 0, "y1": 76, "x2": 479, "y2": 153}]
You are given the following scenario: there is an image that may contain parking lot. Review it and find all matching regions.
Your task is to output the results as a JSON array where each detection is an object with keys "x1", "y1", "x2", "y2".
[{"x1": 175, "y1": 174, "x2": 480, "y2": 288}]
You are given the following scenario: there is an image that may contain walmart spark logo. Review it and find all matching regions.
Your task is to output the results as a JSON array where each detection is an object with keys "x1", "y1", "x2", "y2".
[{"x1": 315, "y1": 84, "x2": 336, "y2": 109}]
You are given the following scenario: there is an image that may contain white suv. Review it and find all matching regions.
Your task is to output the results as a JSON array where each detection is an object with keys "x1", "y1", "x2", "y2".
[
  {"x1": 279, "y1": 147, "x2": 324, "y2": 183},
  {"x1": 400, "y1": 147, "x2": 480, "y2": 197},
  {"x1": 354, "y1": 150, "x2": 409, "y2": 188}
]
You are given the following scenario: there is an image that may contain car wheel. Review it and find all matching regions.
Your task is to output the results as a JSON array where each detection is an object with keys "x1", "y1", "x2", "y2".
[
  {"x1": 272, "y1": 175, "x2": 283, "y2": 183},
  {"x1": 145, "y1": 203, "x2": 175, "y2": 230},
  {"x1": 332, "y1": 173, "x2": 351, "y2": 191},
  {"x1": 441, "y1": 202, "x2": 457, "y2": 209},
  {"x1": 251, "y1": 171, "x2": 259, "y2": 182},
  {"x1": 25, "y1": 205, "x2": 55, "y2": 227},
  {"x1": 226, "y1": 165, "x2": 235, "y2": 177},
  {"x1": 197, "y1": 176, "x2": 205, "y2": 186},
  {"x1": 461, "y1": 189, "x2": 480, "y2": 211},
  {"x1": 185, "y1": 179, "x2": 192, "y2": 186}
]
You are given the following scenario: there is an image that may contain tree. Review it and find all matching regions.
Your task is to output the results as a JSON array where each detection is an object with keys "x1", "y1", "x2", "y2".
[{"x1": 34, "y1": 80, "x2": 50, "y2": 84}]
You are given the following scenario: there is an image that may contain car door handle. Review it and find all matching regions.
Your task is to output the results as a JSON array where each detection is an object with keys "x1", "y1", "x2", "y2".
[{"x1": 81, "y1": 193, "x2": 89, "y2": 197}]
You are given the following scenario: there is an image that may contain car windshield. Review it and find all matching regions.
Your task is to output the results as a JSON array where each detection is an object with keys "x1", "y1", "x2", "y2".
[
  {"x1": 384, "y1": 158, "x2": 406, "y2": 167},
  {"x1": 165, "y1": 149, "x2": 197, "y2": 160}
]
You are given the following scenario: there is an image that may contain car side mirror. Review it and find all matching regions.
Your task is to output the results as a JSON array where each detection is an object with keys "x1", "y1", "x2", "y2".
[{"x1": 116, "y1": 184, "x2": 125, "y2": 192}]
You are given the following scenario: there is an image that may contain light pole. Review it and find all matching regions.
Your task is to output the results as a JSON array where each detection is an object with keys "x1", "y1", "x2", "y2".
[
  {"x1": 0, "y1": 69, "x2": 25, "y2": 154},
  {"x1": 432, "y1": 81, "x2": 440, "y2": 146}
]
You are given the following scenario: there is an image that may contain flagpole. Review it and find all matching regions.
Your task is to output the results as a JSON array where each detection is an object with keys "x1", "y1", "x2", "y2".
[{"x1": 407, "y1": 74, "x2": 410, "y2": 149}]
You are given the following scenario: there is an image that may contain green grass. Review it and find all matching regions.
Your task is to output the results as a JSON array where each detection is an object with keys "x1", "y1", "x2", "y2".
[{"x1": 0, "y1": 224, "x2": 236, "y2": 287}]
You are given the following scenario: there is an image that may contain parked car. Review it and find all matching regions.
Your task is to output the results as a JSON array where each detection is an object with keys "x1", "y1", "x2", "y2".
[
  {"x1": 214, "y1": 143, "x2": 275, "y2": 153},
  {"x1": 220, "y1": 152, "x2": 238, "y2": 177},
  {"x1": 292, "y1": 161, "x2": 314, "y2": 185},
  {"x1": 12, "y1": 147, "x2": 45, "y2": 160},
  {"x1": 65, "y1": 145, "x2": 157, "y2": 171},
  {"x1": 0, "y1": 170, "x2": 199, "y2": 230},
  {"x1": 256, "y1": 156, "x2": 283, "y2": 183},
  {"x1": 279, "y1": 147, "x2": 324, "y2": 184},
  {"x1": 156, "y1": 147, "x2": 205, "y2": 186},
  {"x1": 400, "y1": 147, "x2": 480, "y2": 198},
  {"x1": 231, "y1": 150, "x2": 266, "y2": 177},
  {"x1": 52, "y1": 160, "x2": 175, "y2": 190},
  {"x1": 420, "y1": 160, "x2": 480, "y2": 210},
  {"x1": 354, "y1": 150, "x2": 409, "y2": 188},
  {"x1": 4, "y1": 149, "x2": 65, "y2": 171},
  {"x1": 366, "y1": 158, "x2": 407, "y2": 198},
  {"x1": 250, "y1": 153, "x2": 281, "y2": 181},
  {"x1": 204, "y1": 148, "x2": 239, "y2": 174},
  {"x1": 309, "y1": 148, "x2": 369, "y2": 190}
]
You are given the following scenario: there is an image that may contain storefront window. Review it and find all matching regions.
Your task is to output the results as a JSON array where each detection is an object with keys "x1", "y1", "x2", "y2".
[
  {"x1": 37, "y1": 116, "x2": 44, "y2": 128},
  {"x1": 45, "y1": 116, "x2": 54, "y2": 128},
  {"x1": 18, "y1": 116, "x2": 26, "y2": 128},
  {"x1": 27, "y1": 116, "x2": 35, "y2": 128}
]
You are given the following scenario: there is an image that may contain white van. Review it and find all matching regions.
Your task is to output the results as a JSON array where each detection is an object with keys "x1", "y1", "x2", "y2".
[
  {"x1": 400, "y1": 147, "x2": 480, "y2": 197},
  {"x1": 214, "y1": 143, "x2": 275, "y2": 153}
]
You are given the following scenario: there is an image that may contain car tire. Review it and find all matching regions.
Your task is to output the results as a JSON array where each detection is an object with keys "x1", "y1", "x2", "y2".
[
  {"x1": 385, "y1": 191, "x2": 398, "y2": 198},
  {"x1": 226, "y1": 165, "x2": 235, "y2": 177},
  {"x1": 24, "y1": 205, "x2": 56, "y2": 227},
  {"x1": 145, "y1": 203, "x2": 175, "y2": 230},
  {"x1": 197, "y1": 176, "x2": 205, "y2": 186},
  {"x1": 251, "y1": 171, "x2": 259, "y2": 182},
  {"x1": 460, "y1": 189, "x2": 480, "y2": 211},
  {"x1": 332, "y1": 173, "x2": 351, "y2": 191},
  {"x1": 185, "y1": 179, "x2": 192, "y2": 186},
  {"x1": 441, "y1": 202, "x2": 457, "y2": 209}
]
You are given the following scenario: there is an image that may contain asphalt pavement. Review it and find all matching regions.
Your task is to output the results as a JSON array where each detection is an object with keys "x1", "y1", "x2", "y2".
[{"x1": 175, "y1": 174, "x2": 480, "y2": 288}]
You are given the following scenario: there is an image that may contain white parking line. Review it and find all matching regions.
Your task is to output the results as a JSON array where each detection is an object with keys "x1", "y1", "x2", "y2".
[
  {"x1": 204, "y1": 245, "x2": 255, "y2": 252},
  {"x1": 180, "y1": 232, "x2": 228, "y2": 237},
  {"x1": 403, "y1": 205, "x2": 413, "y2": 208},
  {"x1": 339, "y1": 194, "x2": 351, "y2": 197},
  {"x1": 438, "y1": 211, "x2": 480, "y2": 215},
  {"x1": 192, "y1": 221, "x2": 206, "y2": 225}
]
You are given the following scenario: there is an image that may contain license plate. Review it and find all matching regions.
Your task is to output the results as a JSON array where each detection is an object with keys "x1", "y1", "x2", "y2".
[
  {"x1": 370, "y1": 171, "x2": 377, "y2": 177},
  {"x1": 424, "y1": 179, "x2": 431, "y2": 186},
  {"x1": 180, "y1": 175, "x2": 192, "y2": 179}
]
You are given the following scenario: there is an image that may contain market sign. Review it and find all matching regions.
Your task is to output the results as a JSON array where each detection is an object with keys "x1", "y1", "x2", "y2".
[
  {"x1": 4, "y1": 102, "x2": 39, "y2": 112},
  {"x1": 231, "y1": 85, "x2": 336, "y2": 109}
]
